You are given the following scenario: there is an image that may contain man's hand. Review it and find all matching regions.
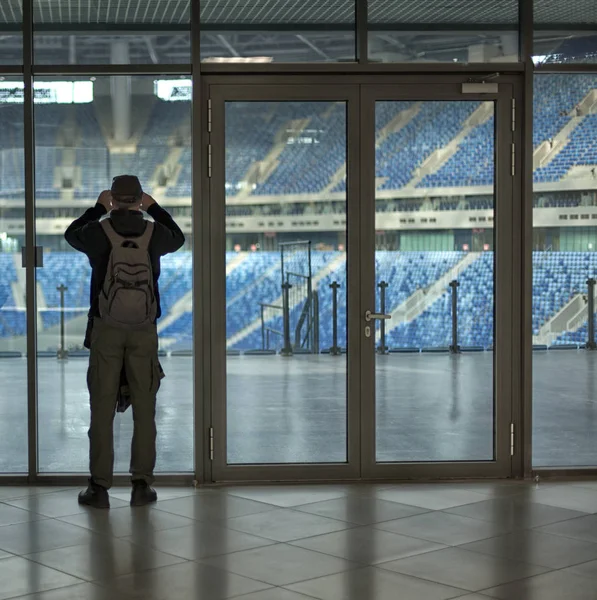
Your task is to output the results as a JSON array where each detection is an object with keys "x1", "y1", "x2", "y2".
[
  {"x1": 141, "y1": 193, "x2": 156, "y2": 211},
  {"x1": 97, "y1": 190, "x2": 112, "y2": 210}
]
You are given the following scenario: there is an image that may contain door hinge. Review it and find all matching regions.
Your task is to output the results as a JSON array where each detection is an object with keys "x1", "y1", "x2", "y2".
[
  {"x1": 511, "y1": 97, "x2": 516, "y2": 132},
  {"x1": 510, "y1": 423, "x2": 515, "y2": 456},
  {"x1": 209, "y1": 427, "x2": 214, "y2": 460},
  {"x1": 208, "y1": 143, "x2": 212, "y2": 178},
  {"x1": 511, "y1": 142, "x2": 515, "y2": 176},
  {"x1": 207, "y1": 98, "x2": 212, "y2": 133}
]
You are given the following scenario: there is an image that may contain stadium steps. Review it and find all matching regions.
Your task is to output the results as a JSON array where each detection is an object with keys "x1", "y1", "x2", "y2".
[
  {"x1": 154, "y1": 146, "x2": 184, "y2": 195},
  {"x1": 9, "y1": 254, "x2": 49, "y2": 332},
  {"x1": 382, "y1": 252, "x2": 481, "y2": 338},
  {"x1": 323, "y1": 102, "x2": 422, "y2": 194},
  {"x1": 157, "y1": 252, "x2": 250, "y2": 339},
  {"x1": 11, "y1": 254, "x2": 26, "y2": 310},
  {"x1": 406, "y1": 102, "x2": 493, "y2": 189},
  {"x1": 226, "y1": 252, "x2": 347, "y2": 349},
  {"x1": 533, "y1": 88, "x2": 597, "y2": 171},
  {"x1": 534, "y1": 290, "x2": 594, "y2": 346},
  {"x1": 236, "y1": 117, "x2": 311, "y2": 200}
]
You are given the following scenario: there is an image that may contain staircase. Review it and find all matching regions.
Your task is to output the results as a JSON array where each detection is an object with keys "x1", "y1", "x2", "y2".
[
  {"x1": 227, "y1": 253, "x2": 347, "y2": 349},
  {"x1": 407, "y1": 102, "x2": 494, "y2": 188},
  {"x1": 533, "y1": 88, "x2": 597, "y2": 170},
  {"x1": 152, "y1": 147, "x2": 184, "y2": 196},
  {"x1": 10, "y1": 254, "x2": 46, "y2": 331},
  {"x1": 323, "y1": 103, "x2": 422, "y2": 194},
  {"x1": 533, "y1": 291, "x2": 593, "y2": 346},
  {"x1": 383, "y1": 252, "x2": 481, "y2": 336},
  {"x1": 157, "y1": 253, "x2": 249, "y2": 337},
  {"x1": 234, "y1": 117, "x2": 311, "y2": 200}
]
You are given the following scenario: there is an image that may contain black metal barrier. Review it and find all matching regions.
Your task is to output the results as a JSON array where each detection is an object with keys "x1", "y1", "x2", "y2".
[
  {"x1": 57, "y1": 283, "x2": 68, "y2": 359},
  {"x1": 449, "y1": 279, "x2": 460, "y2": 354},
  {"x1": 587, "y1": 278, "x2": 596, "y2": 350},
  {"x1": 281, "y1": 281, "x2": 293, "y2": 356},
  {"x1": 329, "y1": 281, "x2": 341, "y2": 355}
]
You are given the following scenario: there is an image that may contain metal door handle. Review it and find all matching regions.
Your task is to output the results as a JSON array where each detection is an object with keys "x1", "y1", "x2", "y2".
[{"x1": 365, "y1": 311, "x2": 391, "y2": 322}]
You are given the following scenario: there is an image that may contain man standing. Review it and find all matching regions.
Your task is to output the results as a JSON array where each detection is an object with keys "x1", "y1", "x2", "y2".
[{"x1": 65, "y1": 175, "x2": 185, "y2": 509}]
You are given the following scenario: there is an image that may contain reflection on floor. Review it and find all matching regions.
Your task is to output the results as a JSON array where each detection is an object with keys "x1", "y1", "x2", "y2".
[
  {"x1": 1, "y1": 350, "x2": 596, "y2": 473},
  {"x1": 1, "y1": 480, "x2": 597, "y2": 599}
]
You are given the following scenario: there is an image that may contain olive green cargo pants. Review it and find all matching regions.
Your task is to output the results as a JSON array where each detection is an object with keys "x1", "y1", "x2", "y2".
[{"x1": 87, "y1": 317, "x2": 160, "y2": 489}]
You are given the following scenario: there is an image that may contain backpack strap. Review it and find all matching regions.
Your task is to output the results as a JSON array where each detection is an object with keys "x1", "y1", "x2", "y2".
[
  {"x1": 100, "y1": 219, "x2": 124, "y2": 247},
  {"x1": 136, "y1": 221, "x2": 154, "y2": 251},
  {"x1": 100, "y1": 219, "x2": 154, "y2": 250}
]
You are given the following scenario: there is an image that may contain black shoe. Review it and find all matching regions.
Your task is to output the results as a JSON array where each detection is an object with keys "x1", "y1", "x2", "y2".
[
  {"x1": 78, "y1": 480, "x2": 110, "y2": 509},
  {"x1": 131, "y1": 481, "x2": 158, "y2": 507}
]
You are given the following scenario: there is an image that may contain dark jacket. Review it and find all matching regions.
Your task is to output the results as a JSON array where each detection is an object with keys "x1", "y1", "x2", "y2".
[{"x1": 64, "y1": 202, "x2": 185, "y2": 322}]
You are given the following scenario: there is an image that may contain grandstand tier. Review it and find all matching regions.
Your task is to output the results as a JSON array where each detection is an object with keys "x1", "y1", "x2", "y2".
[{"x1": 2, "y1": 250, "x2": 596, "y2": 352}]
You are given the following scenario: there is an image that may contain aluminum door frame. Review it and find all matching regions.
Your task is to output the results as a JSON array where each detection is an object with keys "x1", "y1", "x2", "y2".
[
  {"x1": 359, "y1": 82, "x2": 516, "y2": 480},
  {"x1": 208, "y1": 83, "x2": 362, "y2": 482}
]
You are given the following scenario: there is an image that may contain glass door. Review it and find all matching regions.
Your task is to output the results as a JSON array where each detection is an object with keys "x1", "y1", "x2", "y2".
[
  {"x1": 208, "y1": 84, "x2": 361, "y2": 481},
  {"x1": 360, "y1": 83, "x2": 515, "y2": 478}
]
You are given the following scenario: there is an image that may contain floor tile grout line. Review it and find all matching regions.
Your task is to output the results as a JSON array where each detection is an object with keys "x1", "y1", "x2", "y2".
[
  {"x1": 268, "y1": 561, "x2": 472, "y2": 595},
  {"x1": 378, "y1": 542, "x2": 562, "y2": 574},
  {"x1": 20, "y1": 550, "x2": 190, "y2": 587},
  {"x1": 473, "y1": 556, "x2": 597, "y2": 597},
  {"x1": 289, "y1": 504, "x2": 435, "y2": 525},
  {"x1": 287, "y1": 536, "x2": 450, "y2": 567},
  {"x1": 282, "y1": 521, "x2": 450, "y2": 547},
  {"x1": 120, "y1": 528, "x2": 278, "y2": 561},
  {"x1": 371, "y1": 555, "x2": 553, "y2": 594},
  {"x1": 437, "y1": 507, "x2": 594, "y2": 529},
  {"x1": 12, "y1": 519, "x2": 196, "y2": 564},
  {"x1": 196, "y1": 551, "x2": 364, "y2": 590},
  {"x1": 5, "y1": 554, "x2": 90, "y2": 585},
  {"x1": 160, "y1": 554, "x2": 285, "y2": 590}
]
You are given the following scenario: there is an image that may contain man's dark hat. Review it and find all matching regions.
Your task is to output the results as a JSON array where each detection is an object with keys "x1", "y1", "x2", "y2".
[{"x1": 111, "y1": 175, "x2": 143, "y2": 202}]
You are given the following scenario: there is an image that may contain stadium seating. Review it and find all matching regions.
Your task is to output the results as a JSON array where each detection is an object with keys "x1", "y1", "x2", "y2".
[
  {"x1": 3, "y1": 250, "x2": 597, "y2": 350},
  {"x1": 0, "y1": 253, "x2": 25, "y2": 337},
  {"x1": 1, "y1": 75, "x2": 597, "y2": 199}
]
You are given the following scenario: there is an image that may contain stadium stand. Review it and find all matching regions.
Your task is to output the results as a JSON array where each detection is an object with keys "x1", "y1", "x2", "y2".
[
  {"x1": 2, "y1": 76, "x2": 597, "y2": 352},
  {"x1": 2, "y1": 248, "x2": 597, "y2": 351}
]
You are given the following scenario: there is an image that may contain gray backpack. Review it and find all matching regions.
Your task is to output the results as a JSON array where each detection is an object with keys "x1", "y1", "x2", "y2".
[{"x1": 99, "y1": 219, "x2": 157, "y2": 329}]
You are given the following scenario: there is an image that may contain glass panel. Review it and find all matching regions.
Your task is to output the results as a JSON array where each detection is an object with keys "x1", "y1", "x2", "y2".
[
  {"x1": 0, "y1": 0, "x2": 22, "y2": 65},
  {"x1": 225, "y1": 100, "x2": 348, "y2": 464},
  {"x1": 374, "y1": 100, "x2": 495, "y2": 462},
  {"x1": 0, "y1": 77, "x2": 26, "y2": 473},
  {"x1": 35, "y1": 75, "x2": 193, "y2": 474},
  {"x1": 533, "y1": 74, "x2": 597, "y2": 467},
  {"x1": 201, "y1": 0, "x2": 355, "y2": 63},
  {"x1": 34, "y1": 1, "x2": 190, "y2": 64},
  {"x1": 534, "y1": 2, "x2": 597, "y2": 64},
  {"x1": 368, "y1": 0, "x2": 518, "y2": 63}
]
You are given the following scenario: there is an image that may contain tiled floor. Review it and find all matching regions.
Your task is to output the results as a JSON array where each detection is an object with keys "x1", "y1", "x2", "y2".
[{"x1": 1, "y1": 481, "x2": 597, "y2": 599}]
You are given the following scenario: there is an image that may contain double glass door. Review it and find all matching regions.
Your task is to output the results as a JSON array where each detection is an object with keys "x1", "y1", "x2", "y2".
[{"x1": 207, "y1": 78, "x2": 516, "y2": 481}]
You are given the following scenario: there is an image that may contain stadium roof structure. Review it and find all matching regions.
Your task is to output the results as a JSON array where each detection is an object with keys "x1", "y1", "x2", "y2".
[
  {"x1": 0, "y1": 0, "x2": 594, "y2": 28},
  {"x1": 0, "y1": 0, "x2": 594, "y2": 64}
]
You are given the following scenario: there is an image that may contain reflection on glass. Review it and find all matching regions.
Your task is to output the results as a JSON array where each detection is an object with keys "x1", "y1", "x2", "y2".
[
  {"x1": 533, "y1": 74, "x2": 597, "y2": 467},
  {"x1": 225, "y1": 101, "x2": 348, "y2": 464},
  {"x1": 534, "y1": 1, "x2": 597, "y2": 65},
  {"x1": 35, "y1": 76, "x2": 193, "y2": 473},
  {"x1": 374, "y1": 100, "x2": 495, "y2": 462},
  {"x1": 368, "y1": 0, "x2": 518, "y2": 63},
  {"x1": 0, "y1": 78, "x2": 26, "y2": 472},
  {"x1": 34, "y1": 0, "x2": 190, "y2": 64}
]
